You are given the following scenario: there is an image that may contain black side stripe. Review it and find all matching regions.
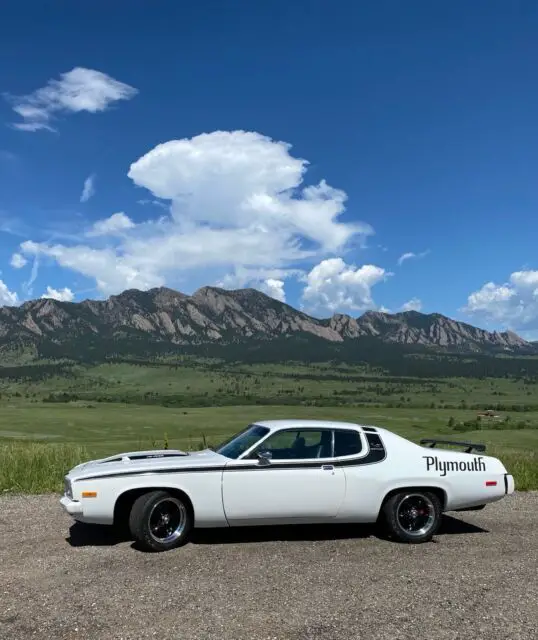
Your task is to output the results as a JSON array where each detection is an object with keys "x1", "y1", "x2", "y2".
[
  {"x1": 81, "y1": 466, "x2": 226, "y2": 480},
  {"x1": 77, "y1": 433, "x2": 386, "y2": 481}
]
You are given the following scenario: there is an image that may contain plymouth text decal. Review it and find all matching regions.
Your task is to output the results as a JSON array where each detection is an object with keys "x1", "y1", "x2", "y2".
[{"x1": 423, "y1": 455, "x2": 486, "y2": 476}]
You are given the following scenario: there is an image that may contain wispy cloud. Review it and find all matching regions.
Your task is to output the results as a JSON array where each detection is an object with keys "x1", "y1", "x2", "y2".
[
  {"x1": 22, "y1": 254, "x2": 40, "y2": 297},
  {"x1": 0, "y1": 216, "x2": 31, "y2": 238},
  {"x1": 401, "y1": 297, "x2": 422, "y2": 312},
  {"x1": 0, "y1": 150, "x2": 18, "y2": 163},
  {"x1": 397, "y1": 249, "x2": 430, "y2": 266},
  {"x1": 80, "y1": 174, "x2": 96, "y2": 203},
  {"x1": 137, "y1": 199, "x2": 170, "y2": 211},
  {"x1": 5, "y1": 67, "x2": 138, "y2": 132},
  {"x1": 10, "y1": 253, "x2": 27, "y2": 269},
  {"x1": 0, "y1": 151, "x2": 22, "y2": 177}
]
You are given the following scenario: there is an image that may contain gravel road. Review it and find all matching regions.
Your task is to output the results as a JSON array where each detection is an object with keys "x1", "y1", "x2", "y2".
[{"x1": 1, "y1": 492, "x2": 537, "y2": 640}]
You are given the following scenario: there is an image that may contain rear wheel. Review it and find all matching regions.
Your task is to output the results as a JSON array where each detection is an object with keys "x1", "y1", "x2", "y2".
[
  {"x1": 380, "y1": 490, "x2": 441, "y2": 543},
  {"x1": 129, "y1": 490, "x2": 193, "y2": 552}
]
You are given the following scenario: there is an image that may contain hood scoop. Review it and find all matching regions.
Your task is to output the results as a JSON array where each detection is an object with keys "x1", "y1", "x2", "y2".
[{"x1": 97, "y1": 449, "x2": 189, "y2": 464}]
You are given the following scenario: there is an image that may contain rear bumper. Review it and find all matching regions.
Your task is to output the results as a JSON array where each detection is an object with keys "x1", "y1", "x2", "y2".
[
  {"x1": 504, "y1": 474, "x2": 515, "y2": 495},
  {"x1": 60, "y1": 495, "x2": 83, "y2": 517}
]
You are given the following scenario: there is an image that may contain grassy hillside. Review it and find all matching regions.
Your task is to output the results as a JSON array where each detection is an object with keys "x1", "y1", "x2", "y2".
[
  {"x1": 2, "y1": 359, "x2": 538, "y2": 409},
  {"x1": 0, "y1": 359, "x2": 536, "y2": 492}
]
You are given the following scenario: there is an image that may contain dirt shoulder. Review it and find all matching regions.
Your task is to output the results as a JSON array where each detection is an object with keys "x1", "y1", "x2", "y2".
[{"x1": 1, "y1": 492, "x2": 537, "y2": 640}]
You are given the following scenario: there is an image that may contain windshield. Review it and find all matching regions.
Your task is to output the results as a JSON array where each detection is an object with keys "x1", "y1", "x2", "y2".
[{"x1": 214, "y1": 424, "x2": 270, "y2": 459}]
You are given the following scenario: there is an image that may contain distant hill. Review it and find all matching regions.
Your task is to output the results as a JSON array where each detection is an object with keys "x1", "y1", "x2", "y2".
[{"x1": 0, "y1": 285, "x2": 535, "y2": 365}]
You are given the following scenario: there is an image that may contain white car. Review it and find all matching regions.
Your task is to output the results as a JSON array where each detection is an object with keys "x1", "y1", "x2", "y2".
[{"x1": 60, "y1": 419, "x2": 515, "y2": 551}]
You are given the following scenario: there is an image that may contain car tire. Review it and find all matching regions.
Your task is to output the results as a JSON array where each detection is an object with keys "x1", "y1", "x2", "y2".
[
  {"x1": 129, "y1": 490, "x2": 193, "y2": 552},
  {"x1": 380, "y1": 490, "x2": 441, "y2": 543}
]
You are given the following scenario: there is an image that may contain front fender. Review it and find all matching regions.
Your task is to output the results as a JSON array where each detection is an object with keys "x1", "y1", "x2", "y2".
[{"x1": 104, "y1": 471, "x2": 227, "y2": 528}]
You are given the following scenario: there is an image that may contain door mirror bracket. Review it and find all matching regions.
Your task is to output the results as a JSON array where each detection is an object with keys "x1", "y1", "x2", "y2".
[{"x1": 256, "y1": 450, "x2": 272, "y2": 465}]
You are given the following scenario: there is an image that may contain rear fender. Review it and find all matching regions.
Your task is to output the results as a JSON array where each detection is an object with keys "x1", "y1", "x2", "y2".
[{"x1": 377, "y1": 482, "x2": 449, "y2": 518}]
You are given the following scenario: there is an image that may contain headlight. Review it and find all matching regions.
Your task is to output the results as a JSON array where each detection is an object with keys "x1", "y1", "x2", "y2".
[{"x1": 64, "y1": 477, "x2": 73, "y2": 499}]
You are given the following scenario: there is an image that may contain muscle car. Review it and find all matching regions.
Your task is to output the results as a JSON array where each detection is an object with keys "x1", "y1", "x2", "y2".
[{"x1": 60, "y1": 419, "x2": 515, "y2": 551}]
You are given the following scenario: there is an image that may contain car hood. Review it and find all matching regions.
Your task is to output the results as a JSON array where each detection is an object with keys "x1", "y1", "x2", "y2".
[{"x1": 66, "y1": 448, "x2": 228, "y2": 481}]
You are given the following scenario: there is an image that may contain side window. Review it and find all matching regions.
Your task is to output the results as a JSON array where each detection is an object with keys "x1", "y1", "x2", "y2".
[
  {"x1": 252, "y1": 429, "x2": 332, "y2": 460},
  {"x1": 334, "y1": 430, "x2": 363, "y2": 457}
]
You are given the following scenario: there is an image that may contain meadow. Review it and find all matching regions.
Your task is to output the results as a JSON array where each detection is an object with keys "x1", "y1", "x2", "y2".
[{"x1": 1, "y1": 360, "x2": 537, "y2": 492}]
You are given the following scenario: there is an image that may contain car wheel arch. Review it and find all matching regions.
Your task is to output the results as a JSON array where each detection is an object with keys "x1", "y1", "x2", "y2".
[
  {"x1": 113, "y1": 486, "x2": 195, "y2": 529},
  {"x1": 377, "y1": 485, "x2": 447, "y2": 519}
]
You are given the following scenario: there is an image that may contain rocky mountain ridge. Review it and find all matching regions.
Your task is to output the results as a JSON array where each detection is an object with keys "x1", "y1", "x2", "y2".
[{"x1": 0, "y1": 285, "x2": 533, "y2": 358}]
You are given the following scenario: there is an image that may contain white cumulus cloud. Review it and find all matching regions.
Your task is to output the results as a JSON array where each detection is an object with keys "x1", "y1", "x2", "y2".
[
  {"x1": 301, "y1": 258, "x2": 391, "y2": 315},
  {"x1": 397, "y1": 250, "x2": 430, "y2": 266},
  {"x1": 0, "y1": 280, "x2": 18, "y2": 306},
  {"x1": 41, "y1": 286, "x2": 74, "y2": 302},
  {"x1": 80, "y1": 174, "x2": 96, "y2": 203},
  {"x1": 259, "y1": 278, "x2": 286, "y2": 303},
  {"x1": 86, "y1": 212, "x2": 135, "y2": 237},
  {"x1": 18, "y1": 130, "x2": 373, "y2": 297},
  {"x1": 216, "y1": 266, "x2": 302, "y2": 302},
  {"x1": 10, "y1": 253, "x2": 27, "y2": 269},
  {"x1": 21, "y1": 240, "x2": 162, "y2": 295},
  {"x1": 6, "y1": 67, "x2": 138, "y2": 132},
  {"x1": 400, "y1": 297, "x2": 422, "y2": 312},
  {"x1": 127, "y1": 130, "x2": 370, "y2": 252},
  {"x1": 463, "y1": 270, "x2": 538, "y2": 330}
]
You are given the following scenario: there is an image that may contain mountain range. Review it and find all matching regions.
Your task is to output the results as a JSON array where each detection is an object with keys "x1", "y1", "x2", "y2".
[{"x1": 0, "y1": 285, "x2": 534, "y2": 364}]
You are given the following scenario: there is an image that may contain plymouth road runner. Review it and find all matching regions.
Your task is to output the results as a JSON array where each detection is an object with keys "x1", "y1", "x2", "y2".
[{"x1": 61, "y1": 419, "x2": 515, "y2": 551}]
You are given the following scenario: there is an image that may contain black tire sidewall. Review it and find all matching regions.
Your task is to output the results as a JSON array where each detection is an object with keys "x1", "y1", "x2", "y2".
[
  {"x1": 129, "y1": 490, "x2": 193, "y2": 552},
  {"x1": 382, "y1": 490, "x2": 441, "y2": 543}
]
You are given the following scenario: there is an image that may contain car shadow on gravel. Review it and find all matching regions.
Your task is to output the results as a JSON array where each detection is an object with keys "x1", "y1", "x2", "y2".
[
  {"x1": 190, "y1": 515, "x2": 488, "y2": 546},
  {"x1": 66, "y1": 514, "x2": 488, "y2": 550},
  {"x1": 190, "y1": 523, "x2": 376, "y2": 545},
  {"x1": 67, "y1": 522, "x2": 131, "y2": 547},
  {"x1": 439, "y1": 514, "x2": 488, "y2": 536}
]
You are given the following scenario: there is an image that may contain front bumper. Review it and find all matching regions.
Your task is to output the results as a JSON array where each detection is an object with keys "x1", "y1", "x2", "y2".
[{"x1": 60, "y1": 495, "x2": 83, "y2": 517}]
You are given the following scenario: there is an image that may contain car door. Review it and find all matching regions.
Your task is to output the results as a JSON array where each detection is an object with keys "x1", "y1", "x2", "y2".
[{"x1": 221, "y1": 428, "x2": 346, "y2": 524}]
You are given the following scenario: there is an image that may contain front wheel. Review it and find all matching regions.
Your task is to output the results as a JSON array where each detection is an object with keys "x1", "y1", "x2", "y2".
[
  {"x1": 129, "y1": 490, "x2": 193, "y2": 552},
  {"x1": 380, "y1": 490, "x2": 441, "y2": 543}
]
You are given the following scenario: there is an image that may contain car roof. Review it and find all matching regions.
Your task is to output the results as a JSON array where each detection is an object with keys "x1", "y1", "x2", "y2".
[{"x1": 254, "y1": 419, "x2": 371, "y2": 431}]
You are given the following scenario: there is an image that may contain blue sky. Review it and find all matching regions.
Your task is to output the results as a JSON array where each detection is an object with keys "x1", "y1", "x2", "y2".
[{"x1": 1, "y1": 0, "x2": 537, "y2": 336}]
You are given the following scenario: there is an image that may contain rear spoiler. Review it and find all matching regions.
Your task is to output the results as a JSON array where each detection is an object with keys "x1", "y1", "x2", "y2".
[{"x1": 420, "y1": 438, "x2": 486, "y2": 454}]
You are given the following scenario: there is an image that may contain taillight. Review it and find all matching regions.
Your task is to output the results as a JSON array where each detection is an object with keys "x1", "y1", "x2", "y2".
[{"x1": 485, "y1": 481, "x2": 497, "y2": 487}]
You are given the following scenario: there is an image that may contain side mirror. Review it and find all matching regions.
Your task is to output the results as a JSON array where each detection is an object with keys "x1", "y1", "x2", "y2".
[{"x1": 256, "y1": 450, "x2": 272, "y2": 465}]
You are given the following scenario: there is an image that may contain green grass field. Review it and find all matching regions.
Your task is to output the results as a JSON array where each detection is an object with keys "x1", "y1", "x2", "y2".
[
  {"x1": 4, "y1": 360, "x2": 538, "y2": 409},
  {"x1": 0, "y1": 360, "x2": 537, "y2": 493}
]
